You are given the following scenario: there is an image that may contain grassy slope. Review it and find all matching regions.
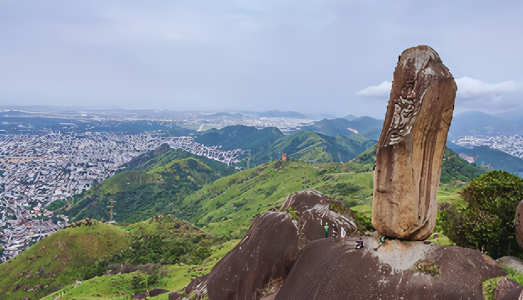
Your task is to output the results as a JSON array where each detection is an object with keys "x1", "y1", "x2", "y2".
[
  {"x1": 174, "y1": 159, "x2": 374, "y2": 237},
  {"x1": 0, "y1": 220, "x2": 127, "y2": 300},
  {"x1": 41, "y1": 240, "x2": 239, "y2": 300},
  {"x1": 65, "y1": 148, "x2": 234, "y2": 223}
]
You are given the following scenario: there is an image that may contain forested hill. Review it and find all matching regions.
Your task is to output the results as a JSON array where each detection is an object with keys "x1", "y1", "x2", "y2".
[
  {"x1": 195, "y1": 125, "x2": 284, "y2": 151},
  {"x1": 350, "y1": 145, "x2": 489, "y2": 183},
  {"x1": 247, "y1": 131, "x2": 376, "y2": 167},
  {"x1": 64, "y1": 147, "x2": 235, "y2": 223}
]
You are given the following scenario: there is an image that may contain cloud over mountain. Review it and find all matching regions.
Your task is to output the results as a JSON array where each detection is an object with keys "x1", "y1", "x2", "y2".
[
  {"x1": 356, "y1": 77, "x2": 521, "y2": 114},
  {"x1": 355, "y1": 81, "x2": 392, "y2": 97}
]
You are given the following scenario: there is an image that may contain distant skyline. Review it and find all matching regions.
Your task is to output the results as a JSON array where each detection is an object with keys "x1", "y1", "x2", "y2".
[{"x1": 0, "y1": 1, "x2": 522, "y2": 119}]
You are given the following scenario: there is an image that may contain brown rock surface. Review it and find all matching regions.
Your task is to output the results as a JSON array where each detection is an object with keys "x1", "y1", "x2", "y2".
[
  {"x1": 515, "y1": 200, "x2": 523, "y2": 250},
  {"x1": 275, "y1": 237, "x2": 505, "y2": 300},
  {"x1": 206, "y1": 212, "x2": 300, "y2": 300},
  {"x1": 372, "y1": 45, "x2": 457, "y2": 240},
  {"x1": 281, "y1": 190, "x2": 359, "y2": 243},
  {"x1": 495, "y1": 278, "x2": 523, "y2": 300},
  {"x1": 184, "y1": 274, "x2": 208, "y2": 298},
  {"x1": 206, "y1": 191, "x2": 358, "y2": 300}
]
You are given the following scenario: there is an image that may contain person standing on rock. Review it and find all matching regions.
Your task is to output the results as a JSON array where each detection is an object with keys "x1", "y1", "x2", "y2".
[{"x1": 324, "y1": 223, "x2": 329, "y2": 239}]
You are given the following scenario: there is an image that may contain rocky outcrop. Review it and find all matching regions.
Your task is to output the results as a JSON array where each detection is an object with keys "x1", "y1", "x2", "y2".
[
  {"x1": 372, "y1": 46, "x2": 457, "y2": 240},
  {"x1": 281, "y1": 190, "x2": 359, "y2": 243},
  {"x1": 206, "y1": 191, "x2": 359, "y2": 300},
  {"x1": 515, "y1": 200, "x2": 523, "y2": 250},
  {"x1": 184, "y1": 274, "x2": 208, "y2": 298},
  {"x1": 275, "y1": 237, "x2": 505, "y2": 300},
  {"x1": 495, "y1": 278, "x2": 523, "y2": 300},
  {"x1": 206, "y1": 212, "x2": 300, "y2": 300}
]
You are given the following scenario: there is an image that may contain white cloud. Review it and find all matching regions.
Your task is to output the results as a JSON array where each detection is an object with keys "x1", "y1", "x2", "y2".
[
  {"x1": 356, "y1": 77, "x2": 521, "y2": 114},
  {"x1": 454, "y1": 76, "x2": 518, "y2": 98},
  {"x1": 355, "y1": 81, "x2": 391, "y2": 97}
]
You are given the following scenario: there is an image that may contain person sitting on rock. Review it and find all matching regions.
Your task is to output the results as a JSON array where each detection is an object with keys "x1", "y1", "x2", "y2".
[
  {"x1": 356, "y1": 238, "x2": 364, "y2": 249},
  {"x1": 324, "y1": 223, "x2": 329, "y2": 239}
]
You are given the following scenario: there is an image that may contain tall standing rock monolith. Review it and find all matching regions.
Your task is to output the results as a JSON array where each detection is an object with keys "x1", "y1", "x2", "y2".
[{"x1": 372, "y1": 45, "x2": 457, "y2": 240}]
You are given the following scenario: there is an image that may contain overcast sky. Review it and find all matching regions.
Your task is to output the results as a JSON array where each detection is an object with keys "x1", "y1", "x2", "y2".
[{"x1": 0, "y1": 0, "x2": 521, "y2": 118}]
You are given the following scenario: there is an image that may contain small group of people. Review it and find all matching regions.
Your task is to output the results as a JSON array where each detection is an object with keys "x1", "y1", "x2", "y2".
[{"x1": 323, "y1": 222, "x2": 364, "y2": 249}]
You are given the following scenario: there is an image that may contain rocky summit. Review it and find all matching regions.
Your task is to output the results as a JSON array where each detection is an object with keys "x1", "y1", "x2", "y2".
[
  {"x1": 205, "y1": 190, "x2": 359, "y2": 300},
  {"x1": 373, "y1": 45, "x2": 457, "y2": 241},
  {"x1": 275, "y1": 237, "x2": 505, "y2": 300}
]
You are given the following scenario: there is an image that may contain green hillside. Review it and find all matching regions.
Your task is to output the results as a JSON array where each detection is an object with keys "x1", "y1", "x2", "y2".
[
  {"x1": 64, "y1": 148, "x2": 235, "y2": 223},
  {"x1": 0, "y1": 215, "x2": 231, "y2": 300},
  {"x1": 42, "y1": 239, "x2": 239, "y2": 300},
  {"x1": 247, "y1": 131, "x2": 376, "y2": 167},
  {"x1": 195, "y1": 125, "x2": 284, "y2": 151},
  {"x1": 174, "y1": 159, "x2": 375, "y2": 237},
  {"x1": 0, "y1": 220, "x2": 127, "y2": 300},
  {"x1": 448, "y1": 143, "x2": 523, "y2": 177},
  {"x1": 348, "y1": 145, "x2": 488, "y2": 184}
]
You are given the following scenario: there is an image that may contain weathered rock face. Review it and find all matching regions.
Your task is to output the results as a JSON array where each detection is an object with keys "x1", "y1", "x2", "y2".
[
  {"x1": 495, "y1": 278, "x2": 523, "y2": 300},
  {"x1": 206, "y1": 212, "x2": 300, "y2": 300},
  {"x1": 515, "y1": 200, "x2": 523, "y2": 250},
  {"x1": 373, "y1": 45, "x2": 457, "y2": 240},
  {"x1": 275, "y1": 237, "x2": 506, "y2": 300},
  {"x1": 281, "y1": 190, "x2": 359, "y2": 244},
  {"x1": 206, "y1": 191, "x2": 359, "y2": 300}
]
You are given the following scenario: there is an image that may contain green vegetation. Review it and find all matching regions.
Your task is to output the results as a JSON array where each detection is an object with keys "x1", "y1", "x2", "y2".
[
  {"x1": 440, "y1": 148, "x2": 489, "y2": 183},
  {"x1": 174, "y1": 159, "x2": 375, "y2": 237},
  {"x1": 195, "y1": 125, "x2": 284, "y2": 152},
  {"x1": 106, "y1": 215, "x2": 225, "y2": 266},
  {"x1": 440, "y1": 171, "x2": 523, "y2": 259},
  {"x1": 416, "y1": 260, "x2": 442, "y2": 277},
  {"x1": 448, "y1": 144, "x2": 523, "y2": 177},
  {"x1": 0, "y1": 220, "x2": 127, "y2": 300},
  {"x1": 65, "y1": 148, "x2": 235, "y2": 223},
  {"x1": 482, "y1": 267, "x2": 523, "y2": 300},
  {"x1": 245, "y1": 131, "x2": 376, "y2": 167},
  {"x1": 41, "y1": 240, "x2": 239, "y2": 300}
]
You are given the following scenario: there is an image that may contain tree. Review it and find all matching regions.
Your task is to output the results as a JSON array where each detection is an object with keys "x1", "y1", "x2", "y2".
[{"x1": 440, "y1": 170, "x2": 523, "y2": 258}]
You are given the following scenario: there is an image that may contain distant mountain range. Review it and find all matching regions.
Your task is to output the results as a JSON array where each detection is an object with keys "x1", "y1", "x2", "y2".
[
  {"x1": 298, "y1": 116, "x2": 384, "y2": 140},
  {"x1": 447, "y1": 111, "x2": 520, "y2": 141},
  {"x1": 256, "y1": 110, "x2": 308, "y2": 119}
]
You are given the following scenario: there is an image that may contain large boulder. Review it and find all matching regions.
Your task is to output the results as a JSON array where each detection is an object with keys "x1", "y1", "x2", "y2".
[
  {"x1": 275, "y1": 237, "x2": 506, "y2": 300},
  {"x1": 373, "y1": 45, "x2": 457, "y2": 240},
  {"x1": 206, "y1": 212, "x2": 300, "y2": 300},
  {"x1": 282, "y1": 190, "x2": 359, "y2": 244},
  {"x1": 207, "y1": 191, "x2": 359, "y2": 300},
  {"x1": 495, "y1": 278, "x2": 523, "y2": 300}
]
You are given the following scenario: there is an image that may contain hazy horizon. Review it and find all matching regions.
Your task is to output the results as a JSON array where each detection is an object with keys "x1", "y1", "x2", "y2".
[{"x1": 1, "y1": 1, "x2": 522, "y2": 119}]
